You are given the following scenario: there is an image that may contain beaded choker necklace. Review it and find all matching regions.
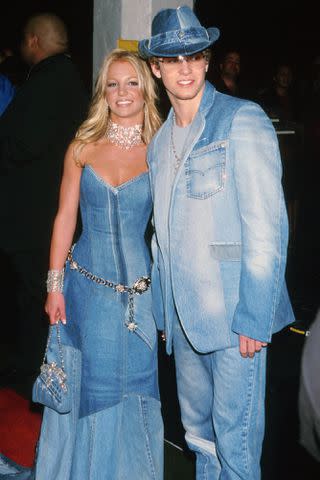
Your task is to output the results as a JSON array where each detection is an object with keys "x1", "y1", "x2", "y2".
[{"x1": 105, "y1": 120, "x2": 143, "y2": 150}]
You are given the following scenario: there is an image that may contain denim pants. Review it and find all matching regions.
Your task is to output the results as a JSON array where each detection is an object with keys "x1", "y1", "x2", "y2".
[{"x1": 173, "y1": 318, "x2": 267, "y2": 480}]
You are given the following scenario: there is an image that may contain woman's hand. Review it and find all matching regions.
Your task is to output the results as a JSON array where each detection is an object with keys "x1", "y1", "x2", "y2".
[{"x1": 45, "y1": 292, "x2": 67, "y2": 325}]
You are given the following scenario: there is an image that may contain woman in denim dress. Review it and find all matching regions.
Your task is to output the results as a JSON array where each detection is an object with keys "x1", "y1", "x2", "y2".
[{"x1": 0, "y1": 49, "x2": 163, "y2": 480}]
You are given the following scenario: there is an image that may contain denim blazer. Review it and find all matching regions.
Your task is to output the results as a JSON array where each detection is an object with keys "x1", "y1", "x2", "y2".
[{"x1": 148, "y1": 81, "x2": 295, "y2": 354}]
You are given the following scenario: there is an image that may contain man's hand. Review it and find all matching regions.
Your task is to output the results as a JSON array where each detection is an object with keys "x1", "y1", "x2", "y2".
[{"x1": 239, "y1": 335, "x2": 268, "y2": 358}]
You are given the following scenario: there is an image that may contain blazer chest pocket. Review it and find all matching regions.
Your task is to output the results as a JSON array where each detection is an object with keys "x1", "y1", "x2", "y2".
[{"x1": 185, "y1": 141, "x2": 226, "y2": 199}]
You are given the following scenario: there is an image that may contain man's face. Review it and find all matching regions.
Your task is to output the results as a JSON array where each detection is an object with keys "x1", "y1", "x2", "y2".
[
  {"x1": 151, "y1": 52, "x2": 208, "y2": 105},
  {"x1": 274, "y1": 66, "x2": 292, "y2": 89},
  {"x1": 220, "y1": 52, "x2": 240, "y2": 79}
]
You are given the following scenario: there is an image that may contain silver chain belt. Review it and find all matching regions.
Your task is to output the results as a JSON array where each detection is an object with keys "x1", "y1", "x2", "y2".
[{"x1": 67, "y1": 246, "x2": 151, "y2": 332}]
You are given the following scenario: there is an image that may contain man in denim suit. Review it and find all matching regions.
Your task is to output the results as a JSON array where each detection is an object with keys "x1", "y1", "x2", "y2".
[{"x1": 139, "y1": 6, "x2": 295, "y2": 479}]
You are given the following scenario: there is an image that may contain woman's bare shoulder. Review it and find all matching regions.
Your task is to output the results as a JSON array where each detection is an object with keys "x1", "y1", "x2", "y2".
[{"x1": 78, "y1": 139, "x2": 112, "y2": 165}]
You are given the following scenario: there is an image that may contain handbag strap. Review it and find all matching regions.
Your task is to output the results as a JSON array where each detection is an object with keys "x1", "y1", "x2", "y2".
[{"x1": 41, "y1": 322, "x2": 65, "y2": 373}]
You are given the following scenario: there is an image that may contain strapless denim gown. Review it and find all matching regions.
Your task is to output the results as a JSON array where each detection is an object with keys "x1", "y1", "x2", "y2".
[{"x1": 0, "y1": 166, "x2": 163, "y2": 480}]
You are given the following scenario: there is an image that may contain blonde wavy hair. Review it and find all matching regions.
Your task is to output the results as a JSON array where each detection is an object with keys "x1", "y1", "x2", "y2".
[{"x1": 73, "y1": 49, "x2": 162, "y2": 164}]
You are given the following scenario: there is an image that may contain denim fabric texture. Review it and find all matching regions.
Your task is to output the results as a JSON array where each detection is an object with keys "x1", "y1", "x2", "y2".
[
  {"x1": 37, "y1": 167, "x2": 162, "y2": 479},
  {"x1": 148, "y1": 80, "x2": 294, "y2": 478},
  {"x1": 32, "y1": 330, "x2": 77, "y2": 413},
  {"x1": 173, "y1": 318, "x2": 267, "y2": 480},
  {"x1": 148, "y1": 81, "x2": 295, "y2": 355},
  {"x1": 0, "y1": 456, "x2": 34, "y2": 479},
  {"x1": 138, "y1": 5, "x2": 220, "y2": 58},
  {"x1": 0, "y1": 167, "x2": 163, "y2": 479}
]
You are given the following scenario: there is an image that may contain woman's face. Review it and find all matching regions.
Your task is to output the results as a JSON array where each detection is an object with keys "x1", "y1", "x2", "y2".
[{"x1": 105, "y1": 60, "x2": 145, "y2": 125}]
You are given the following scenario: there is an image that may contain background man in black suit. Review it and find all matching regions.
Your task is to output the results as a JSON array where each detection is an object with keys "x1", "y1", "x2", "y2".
[{"x1": 0, "y1": 12, "x2": 88, "y2": 382}]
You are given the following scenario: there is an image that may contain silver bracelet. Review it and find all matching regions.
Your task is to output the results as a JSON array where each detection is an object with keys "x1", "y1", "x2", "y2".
[{"x1": 46, "y1": 269, "x2": 64, "y2": 293}]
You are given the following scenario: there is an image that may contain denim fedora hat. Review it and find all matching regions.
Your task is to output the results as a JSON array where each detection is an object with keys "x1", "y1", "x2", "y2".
[{"x1": 139, "y1": 5, "x2": 220, "y2": 58}]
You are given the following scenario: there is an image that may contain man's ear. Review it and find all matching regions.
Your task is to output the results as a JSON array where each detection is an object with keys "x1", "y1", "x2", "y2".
[
  {"x1": 150, "y1": 62, "x2": 162, "y2": 79},
  {"x1": 29, "y1": 34, "x2": 39, "y2": 50}
]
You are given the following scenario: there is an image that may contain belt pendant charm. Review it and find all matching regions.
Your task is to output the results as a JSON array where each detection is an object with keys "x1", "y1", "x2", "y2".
[{"x1": 126, "y1": 321, "x2": 138, "y2": 332}]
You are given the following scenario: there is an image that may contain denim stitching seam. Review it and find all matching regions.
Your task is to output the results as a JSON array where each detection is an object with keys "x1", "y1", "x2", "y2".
[
  {"x1": 241, "y1": 357, "x2": 255, "y2": 474},
  {"x1": 88, "y1": 414, "x2": 96, "y2": 479},
  {"x1": 139, "y1": 397, "x2": 157, "y2": 479}
]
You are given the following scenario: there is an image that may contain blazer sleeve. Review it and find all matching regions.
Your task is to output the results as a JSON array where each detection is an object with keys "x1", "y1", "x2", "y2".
[{"x1": 230, "y1": 102, "x2": 289, "y2": 342}]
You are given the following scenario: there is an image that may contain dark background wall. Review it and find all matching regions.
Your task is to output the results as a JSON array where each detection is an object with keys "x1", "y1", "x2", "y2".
[
  {"x1": 194, "y1": 1, "x2": 318, "y2": 93},
  {"x1": 1, "y1": 1, "x2": 318, "y2": 94}
]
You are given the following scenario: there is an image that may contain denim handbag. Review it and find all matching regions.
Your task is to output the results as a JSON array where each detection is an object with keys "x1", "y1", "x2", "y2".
[{"x1": 32, "y1": 322, "x2": 71, "y2": 413}]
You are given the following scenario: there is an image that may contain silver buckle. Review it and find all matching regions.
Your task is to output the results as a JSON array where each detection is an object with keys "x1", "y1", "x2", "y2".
[{"x1": 132, "y1": 276, "x2": 151, "y2": 295}]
